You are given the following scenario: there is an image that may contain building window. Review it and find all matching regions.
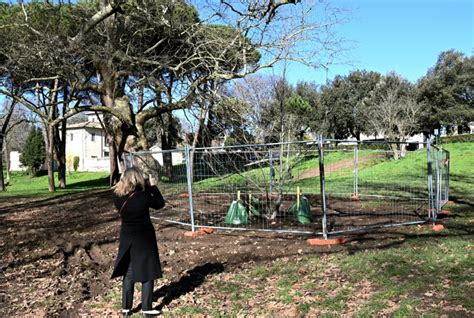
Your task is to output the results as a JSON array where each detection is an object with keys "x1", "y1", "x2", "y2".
[
  {"x1": 104, "y1": 151, "x2": 109, "y2": 158},
  {"x1": 70, "y1": 133, "x2": 73, "y2": 141},
  {"x1": 91, "y1": 133, "x2": 95, "y2": 142},
  {"x1": 105, "y1": 137, "x2": 109, "y2": 147}
]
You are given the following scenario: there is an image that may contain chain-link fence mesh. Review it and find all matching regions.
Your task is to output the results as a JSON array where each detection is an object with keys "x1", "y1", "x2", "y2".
[
  {"x1": 322, "y1": 140, "x2": 431, "y2": 234},
  {"x1": 127, "y1": 138, "x2": 449, "y2": 236},
  {"x1": 190, "y1": 142, "x2": 322, "y2": 234},
  {"x1": 127, "y1": 149, "x2": 191, "y2": 226}
]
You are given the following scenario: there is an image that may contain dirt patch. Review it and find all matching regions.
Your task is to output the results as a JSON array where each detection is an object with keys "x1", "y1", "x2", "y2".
[
  {"x1": 0, "y1": 190, "x2": 443, "y2": 316},
  {"x1": 297, "y1": 153, "x2": 384, "y2": 180}
]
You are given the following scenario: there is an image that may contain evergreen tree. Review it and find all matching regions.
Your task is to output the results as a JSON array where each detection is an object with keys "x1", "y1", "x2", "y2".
[
  {"x1": 417, "y1": 50, "x2": 474, "y2": 134},
  {"x1": 20, "y1": 127, "x2": 45, "y2": 177}
]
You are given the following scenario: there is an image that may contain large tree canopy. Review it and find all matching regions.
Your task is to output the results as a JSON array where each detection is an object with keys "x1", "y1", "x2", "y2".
[
  {"x1": 1, "y1": 0, "x2": 343, "y2": 189},
  {"x1": 417, "y1": 50, "x2": 474, "y2": 134},
  {"x1": 317, "y1": 70, "x2": 381, "y2": 139}
]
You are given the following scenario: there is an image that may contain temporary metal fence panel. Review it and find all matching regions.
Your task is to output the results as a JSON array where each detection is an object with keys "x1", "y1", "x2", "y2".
[
  {"x1": 189, "y1": 141, "x2": 323, "y2": 234},
  {"x1": 127, "y1": 138, "x2": 449, "y2": 237},
  {"x1": 321, "y1": 140, "x2": 431, "y2": 234},
  {"x1": 434, "y1": 145, "x2": 450, "y2": 207},
  {"x1": 127, "y1": 149, "x2": 192, "y2": 227}
]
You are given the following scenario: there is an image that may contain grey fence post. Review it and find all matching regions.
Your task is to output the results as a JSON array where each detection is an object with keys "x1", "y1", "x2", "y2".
[
  {"x1": 434, "y1": 147, "x2": 441, "y2": 220},
  {"x1": 353, "y1": 144, "x2": 359, "y2": 197},
  {"x1": 426, "y1": 139, "x2": 434, "y2": 223},
  {"x1": 269, "y1": 149, "x2": 273, "y2": 196},
  {"x1": 445, "y1": 151, "x2": 450, "y2": 204},
  {"x1": 185, "y1": 145, "x2": 196, "y2": 232},
  {"x1": 318, "y1": 135, "x2": 328, "y2": 239}
]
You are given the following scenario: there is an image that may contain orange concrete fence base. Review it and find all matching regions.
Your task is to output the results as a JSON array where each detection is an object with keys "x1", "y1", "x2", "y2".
[
  {"x1": 307, "y1": 237, "x2": 347, "y2": 246},
  {"x1": 184, "y1": 228, "x2": 214, "y2": 238}
]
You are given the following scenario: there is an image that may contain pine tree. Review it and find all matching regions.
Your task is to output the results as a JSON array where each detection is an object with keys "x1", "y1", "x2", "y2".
[{"x1": 20, "y1": 127, "x2": 45, "y2": 177}]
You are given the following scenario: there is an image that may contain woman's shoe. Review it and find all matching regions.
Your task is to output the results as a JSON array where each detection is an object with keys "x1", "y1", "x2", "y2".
[
  {"x1": 122, "y1": 309, "x2": 131, "y2": 317},
  {"x1": 142, "y1": 309, "x2": 162, "y2": 316}
]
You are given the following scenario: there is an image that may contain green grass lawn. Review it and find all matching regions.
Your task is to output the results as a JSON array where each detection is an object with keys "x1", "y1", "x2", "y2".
[{"x1": 0, "y1": 171, "x2": 110, "y2": 197}]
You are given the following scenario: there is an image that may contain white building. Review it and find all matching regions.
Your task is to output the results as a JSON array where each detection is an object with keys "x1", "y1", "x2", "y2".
[
  {"x1": 66, "y1": 113, "x2": 109, "y2": 171},
  {"x1": 9, "y1": 151, "x2": 25, "y2": 171},
  {"x1": 9, "y1": 113, "x2": 110, "y2": 172},
  {"x1": 150, "y1": 145, "x2": 184, "y2": 166}
]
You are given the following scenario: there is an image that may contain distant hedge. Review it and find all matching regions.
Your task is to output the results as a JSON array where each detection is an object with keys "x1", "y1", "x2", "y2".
[{"x1": 441, "y1": 134, "x2": 474, "y2": 143}]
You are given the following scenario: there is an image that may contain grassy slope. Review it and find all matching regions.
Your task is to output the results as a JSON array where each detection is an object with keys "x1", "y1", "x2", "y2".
[
  {"x1": 0, "y1": 171, "x2": 109, "y2": 197},
  {"x1": 195, "y1": 147, "x2": 432, "y2": 198},
  {"x1": 168, "y1": 142, "x2": 474, "y2": 316}
]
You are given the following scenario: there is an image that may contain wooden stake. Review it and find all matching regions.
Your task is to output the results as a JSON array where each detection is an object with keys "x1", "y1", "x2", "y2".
[
  {"x1": 237, "y1": 190, "x2": 241, "y2": 201},
  {"x1": 297, "y1": 186, "x2": 300, "y2": 210}
]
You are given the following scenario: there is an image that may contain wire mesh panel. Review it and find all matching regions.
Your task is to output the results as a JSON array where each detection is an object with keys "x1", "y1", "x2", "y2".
[
  {"x1": 190, "y1": 142, "x2": 324, "y2": 234},
  {"x1": 128, "y1": 149, "x2": 191, "y2": 226},
  {"x1": 126, "y1": 138, "x2": 449, "y2": 237},
  {"x1": 434, "y1": 146, "x2": 450, "y2": 207},
  {"x1": 323, "y1": 140, "x2": 431, "y2": 234}
]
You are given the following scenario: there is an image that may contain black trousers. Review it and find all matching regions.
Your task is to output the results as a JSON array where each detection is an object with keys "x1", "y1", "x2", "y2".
[{"x1": 122, "y1": 262, "x2": 154, "y2": 311}]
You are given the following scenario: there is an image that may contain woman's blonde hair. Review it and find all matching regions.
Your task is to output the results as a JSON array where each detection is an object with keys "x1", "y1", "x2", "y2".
[{"x1": 114, "y1": 167, "x2": 145, "y2": 196}]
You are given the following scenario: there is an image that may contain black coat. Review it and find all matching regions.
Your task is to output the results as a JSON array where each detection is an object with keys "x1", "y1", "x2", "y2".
[{"x1": 111, "y1": 185, "x2": 165, "y2": 282}]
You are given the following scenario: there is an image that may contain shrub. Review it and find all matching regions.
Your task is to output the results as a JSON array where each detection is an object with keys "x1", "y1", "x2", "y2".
[
  {"x1": 441, "y1": 134, "x2": 474, "y2": 143},
  {"x1": 73, "y1": 156, "x2": 80, "y2": 172},
  {"x1": 20, "y1": 127, "x2": 45, "y2": 177}
]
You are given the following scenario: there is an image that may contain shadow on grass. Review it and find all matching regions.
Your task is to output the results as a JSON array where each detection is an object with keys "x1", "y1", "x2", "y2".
[
  {"x1": 131, "y1": 263, "x2": 225, "y2": 312},
  {"x1": 0, "y1": 188, "x2": 112, "y2": 215},
  {"x1": 67, "y1": 176, "x2": 110, "y2": 189}
]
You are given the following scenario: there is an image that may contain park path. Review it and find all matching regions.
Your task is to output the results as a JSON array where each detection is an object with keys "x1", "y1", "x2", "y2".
[{"x1": 296, "y1": 154, "x2": 384, "y2": 180}]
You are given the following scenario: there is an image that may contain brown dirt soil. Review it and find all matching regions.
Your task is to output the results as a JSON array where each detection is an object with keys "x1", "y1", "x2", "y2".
[{"x1": 0, "y1": 190, "x2": 439, "y2": 316}]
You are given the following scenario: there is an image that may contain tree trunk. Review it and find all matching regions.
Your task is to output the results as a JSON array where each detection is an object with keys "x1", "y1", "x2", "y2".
[
  {"x1": 5, "y1": 140, "x2": 11, "y2": 185},
  {"x1": 160, "y1": 121, "x2": 173, "y2": 180},
  {"x1": 0, "y1": 138, "x2": 5, "y2": 191},
  {"x1": 44, "y1": 123, "x2": 56, "y2": 192},
  {"x1": 54, "y1": 125, "x2": 67, "y2": 188},
  {"x1": 0, "y1": 101, "x2": 15, "y2": 191},
  {"x1": 45, "y1": 79, "x2": 59, "y2": 192},
  {"x1": 57, "y1": 122, "x2": 67, "y2": 188},
  {"x1": 108, "y1": 137, "x2": 120, "y2": 186},
  {"x1": 116, "y1": 125, "x2": 131, "y2": 174},
  {"x1": 57, "y1": 93, "x2": 68, "y2": 188},
  {"x1": 99, "y1": 81, "x2": 134, "y2": 186}
]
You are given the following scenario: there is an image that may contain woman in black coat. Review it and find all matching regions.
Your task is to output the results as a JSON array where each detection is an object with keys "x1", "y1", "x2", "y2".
[{"x1": 111, "y1": 167, "x2": 165, "y2": 316}]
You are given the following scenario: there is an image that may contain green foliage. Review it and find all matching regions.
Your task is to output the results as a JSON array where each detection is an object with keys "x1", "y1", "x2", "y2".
[
  {"x1": 318, "y1": 70, "x2": 382, "y2": 139},
  {"x1": 73, "y1": 156, "x2": 80, "y2": 171},
  {"x1": 286, "y1": 93, "x2": 312, "y2": 115},
  {"x1": 417, "y1": 50, "x2": 474, "y2": 133},
  {"x1": 19, "y1": 127, "x2": 45, "y2": 177},
  {"x1": 0, "y1": 171, "x2": 109, "y2": 198},
  {"x1": 0, "y1": 2, "x2": 88, "y2": 82},
  {"x1": 441, "y1": 133, "x2": 474, "y2": 143}
]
